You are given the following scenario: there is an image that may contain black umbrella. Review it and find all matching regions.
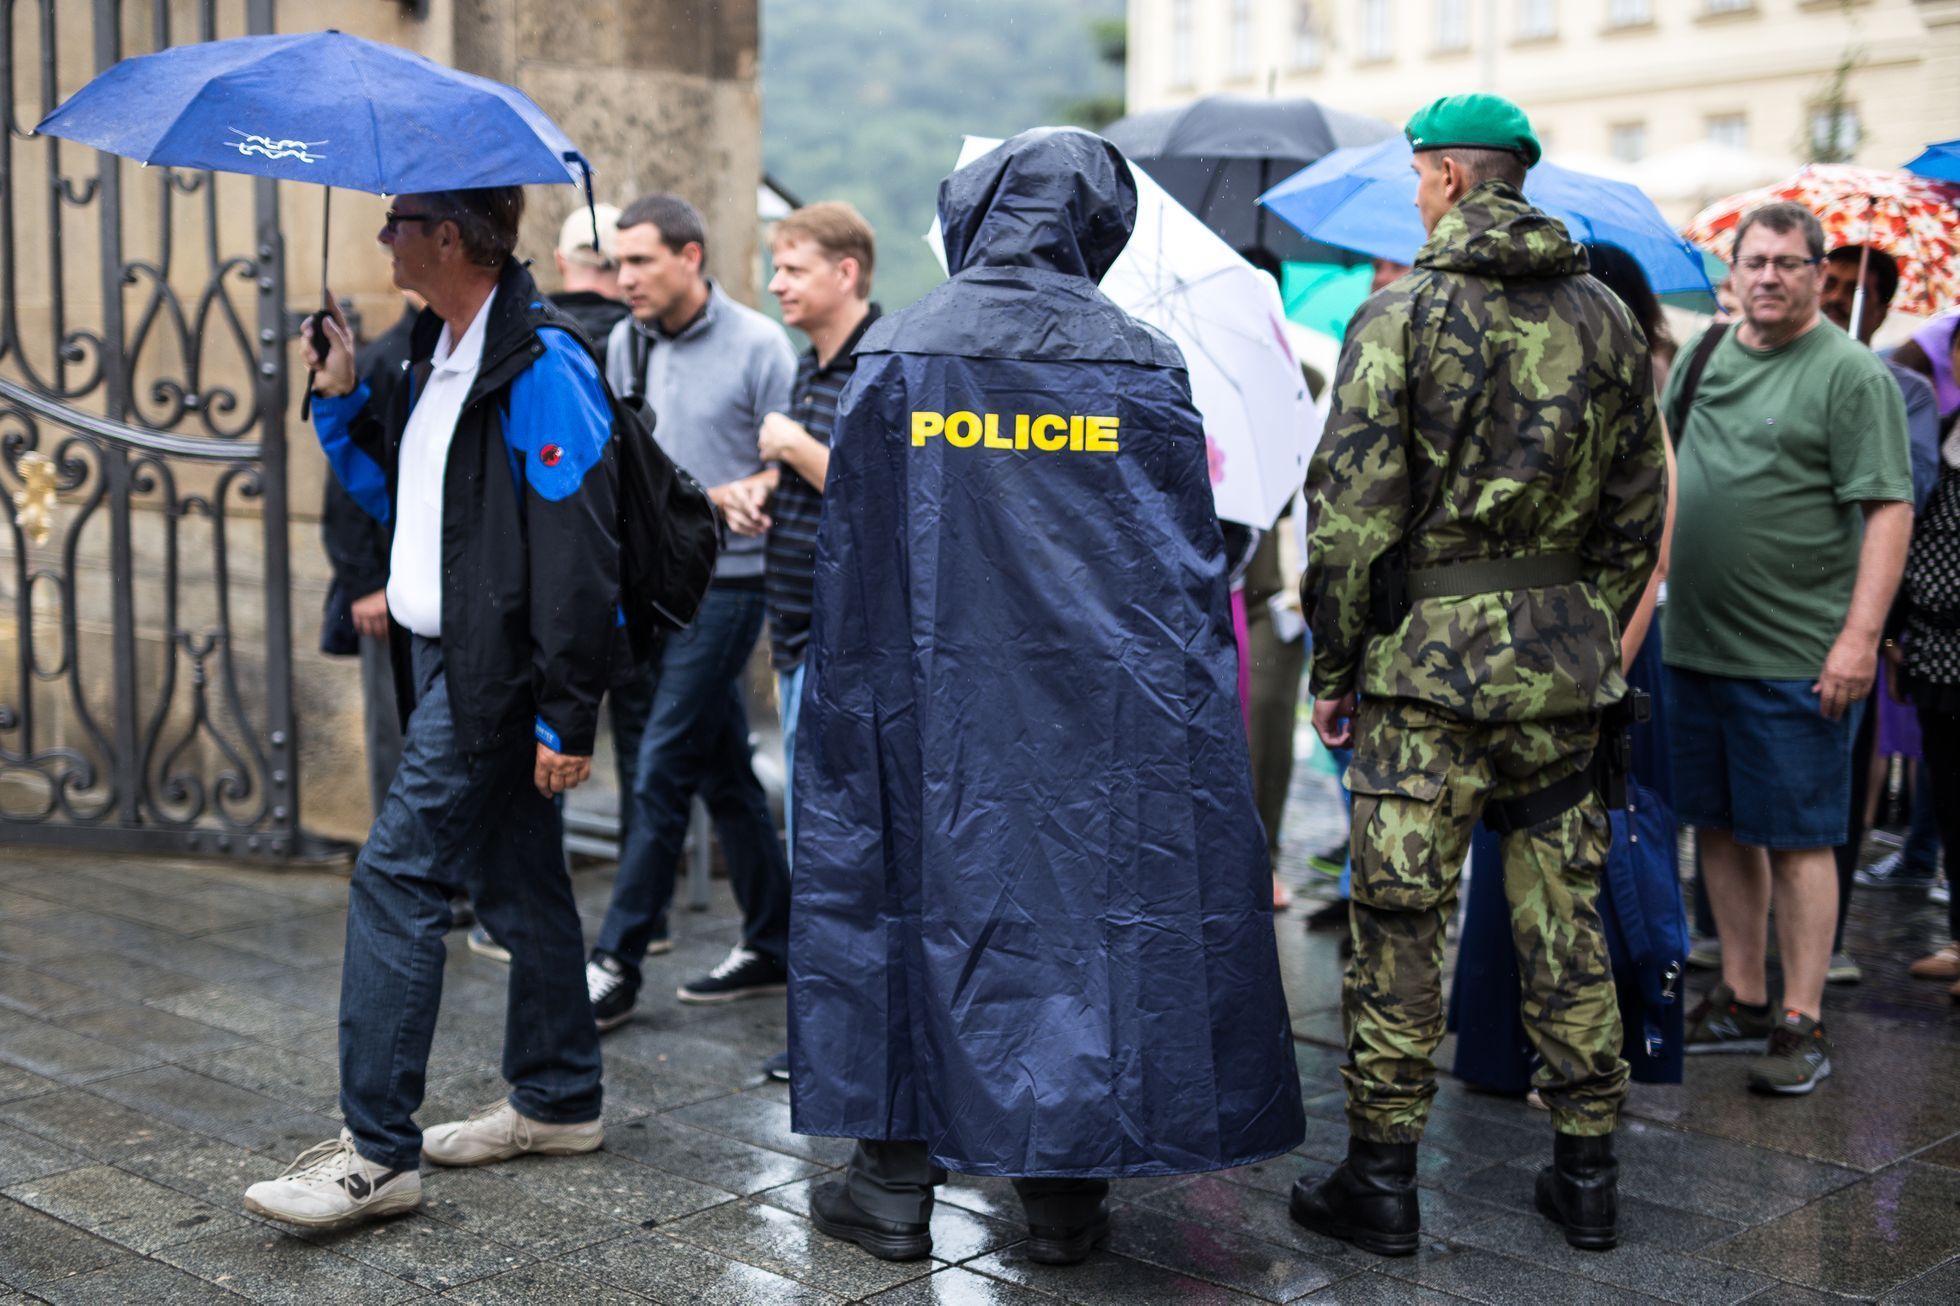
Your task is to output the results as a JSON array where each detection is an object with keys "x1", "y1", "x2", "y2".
[{"x1": 1104, "y1": 95, "x2": 1396, "y2": 264}]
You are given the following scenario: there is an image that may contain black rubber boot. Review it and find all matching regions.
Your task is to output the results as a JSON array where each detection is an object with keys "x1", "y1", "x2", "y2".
[
  {"x1": 1288, "y1": 1138, "x2": 1420, "y2": 1256},
  {"x1": 1534, "y1": 1132, "x2": 1619, "y2": 1251}
]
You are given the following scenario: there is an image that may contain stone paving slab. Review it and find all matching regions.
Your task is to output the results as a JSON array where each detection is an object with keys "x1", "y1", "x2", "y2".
[{"x1": 4, "y1": 782, "x2": 1959, "y2": 1304}]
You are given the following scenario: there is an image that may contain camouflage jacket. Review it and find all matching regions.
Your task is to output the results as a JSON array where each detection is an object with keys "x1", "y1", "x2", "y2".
[{"x1": 1303, "y1": 181, "x2": 1665, "y2": 721}]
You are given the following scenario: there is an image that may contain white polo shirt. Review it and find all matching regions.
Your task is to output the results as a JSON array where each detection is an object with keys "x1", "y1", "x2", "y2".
[{"x1": 387, "y1": 288, "x2": 496, "y2": 639}]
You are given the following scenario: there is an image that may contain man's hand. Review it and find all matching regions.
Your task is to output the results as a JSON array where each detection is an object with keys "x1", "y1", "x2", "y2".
[
  {"x1": 533, "y1": 745, "x2": 592, "y2": 798},
  {"x1": 1813, "y1": 628, "x2": 1878, "y2": 720},
  {"x1": 709, "y1": 471, "x2": 778, "y2": 537},
  {"x1": 759, "y1": 411, "x2": 811, "y2": 464},
  {"x1": 301, "y1": 297, "x2": 358, "y2": 398},
  {"x1": 1313, "y1": 692, "x2": 1357, "y2": 749},
  {"x1": 350, "y1": 588, "x2": 390, "y2": 640}
]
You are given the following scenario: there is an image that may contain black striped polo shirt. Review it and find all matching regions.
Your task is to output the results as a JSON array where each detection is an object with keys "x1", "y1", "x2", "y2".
[{"x1": 766, "y1": 305, "x2": 880, "y2": 671}]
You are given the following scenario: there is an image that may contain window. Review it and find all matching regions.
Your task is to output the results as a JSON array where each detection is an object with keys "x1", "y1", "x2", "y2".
[
  {"x1": 1436, "y1": 0, "x2": 1470, "y2": 49},
  {"x1": 1706, "y1": 113, "x2": 1748, "y2": 149},
  {"x1": 1171, "y1": 0, "x2": 1195, "y2": 85},
  {"x1": 1230, "y1": 0, "x2": 1254, "y2": 78},
  {"x1": 1703, "y1": 0, "x2": 1753, "y2": 12},
  {"x1": 1360, "y1": 0, "x2": 1393, "y2": 59},
  {"x1": 1609, "y1": 121, "x2": 1647, "y2": 163},
  {"x1": 1518, "y1": 0, "x2": 1557, "y2": 37},
  {"x1": 1293, "y1": 0, "x2": 1325, "y2": 68},
  {"x1": 1809, "y1": 103, "x2": 1861, "y2": 160},
  {"x1": 1606, "y1": 0, "x2": 1652, "y2": 26}
]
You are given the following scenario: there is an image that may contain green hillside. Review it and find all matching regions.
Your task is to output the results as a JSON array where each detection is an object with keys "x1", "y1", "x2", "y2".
[{"x1": 761, "y1": 0, "x2": 1126, "y2": 313}]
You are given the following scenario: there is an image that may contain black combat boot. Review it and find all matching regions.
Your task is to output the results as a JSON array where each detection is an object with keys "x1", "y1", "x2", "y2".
[
  {"x1": 1288, "y1": 1137, "x2": 1420, "y2": 1256},
  {"x1": 1535, "y1": 1132, "x2": 1619, "y2": 1251}
]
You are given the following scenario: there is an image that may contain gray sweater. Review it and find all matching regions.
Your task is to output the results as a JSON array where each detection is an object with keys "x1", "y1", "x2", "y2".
[{"x1": 605, "y1": 281, "x2": 796, "y2": 579}]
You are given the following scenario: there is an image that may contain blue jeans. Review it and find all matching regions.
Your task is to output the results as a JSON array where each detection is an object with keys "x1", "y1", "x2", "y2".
[
  {"x1": 339, "y1": 637, "x2": 601, "y2": 1172},
  {"x1": 778, "y1": 662, "x2": 806, "y2": 862},
  {"x1": 598, "y1": 584, "x2": 790, "y2": 979}
]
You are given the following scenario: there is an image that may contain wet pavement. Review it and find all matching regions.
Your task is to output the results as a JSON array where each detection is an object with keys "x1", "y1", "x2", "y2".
[{"x1": 2, "y1": 728, "x2": 1957, "y2": 1303}]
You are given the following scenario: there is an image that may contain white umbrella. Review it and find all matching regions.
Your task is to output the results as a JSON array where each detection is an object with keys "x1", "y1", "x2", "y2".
[{"x1": 929, "y1": 135, "x2": 1318, "y2": 529}]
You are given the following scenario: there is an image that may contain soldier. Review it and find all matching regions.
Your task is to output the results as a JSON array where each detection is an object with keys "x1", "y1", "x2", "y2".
[{"x1": 1294, "y1": 94, "x2": 1666, "y2": 1255}]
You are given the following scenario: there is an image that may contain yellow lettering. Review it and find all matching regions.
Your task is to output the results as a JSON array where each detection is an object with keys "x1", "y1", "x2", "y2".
[
  {"x1": 911, "y1": 411, "x2": 944, "y2": 447},
  {"x1": 1068, "y1": 415, "x2": 1085, "y2": 451},
  {"x1": 1085, "y1": 415, "x2": 1120, "y2": 453},
  {"x1": 945, "y1": 411, "x2": 982, "y2": 448},
  {"x1": 1031, "y1": 414, "x2": 1067, "y2": 451},
  {"x1": 982, "y1": 412, "x2": 1012, "y2": 449},
  {"x1": 1014, "y1": 413, "x2": 1031, "y2": 450}
]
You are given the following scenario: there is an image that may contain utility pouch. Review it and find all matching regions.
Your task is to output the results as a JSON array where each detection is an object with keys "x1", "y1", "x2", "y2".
[{"x1": 1368, "y1": 544, "x2": 1411, "y2": 634}]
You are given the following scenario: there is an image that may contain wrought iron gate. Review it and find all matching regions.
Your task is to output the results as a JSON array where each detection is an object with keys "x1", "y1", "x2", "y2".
[{"x1": 0, "y1": 0, "x2": 323, "y2": 860}]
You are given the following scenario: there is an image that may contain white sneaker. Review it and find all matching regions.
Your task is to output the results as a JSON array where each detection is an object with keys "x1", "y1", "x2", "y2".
[
  {"x1": 421, "y1": 1099, "x2": 603, "y2": 1167},
  {"x1": 243, "y1": 1130, "x2": 421, "y2": 1229}
]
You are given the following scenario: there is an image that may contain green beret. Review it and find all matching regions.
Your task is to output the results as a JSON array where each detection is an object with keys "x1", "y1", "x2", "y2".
[{"x1": 1405, "y1": 94, "x2": 1541, "y2": 169}]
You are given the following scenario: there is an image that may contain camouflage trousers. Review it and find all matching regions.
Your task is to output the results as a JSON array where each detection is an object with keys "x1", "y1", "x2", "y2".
[{"x1": 1340, "y1": 697, "x2": 1629, "y2": 1142}]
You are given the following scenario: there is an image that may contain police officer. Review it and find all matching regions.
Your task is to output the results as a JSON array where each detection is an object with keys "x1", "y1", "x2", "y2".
[
  {"x1": 787, "y1": 129, "x2": 1304, "y2": 1266},
  {"x1": 1294, "y1": 95, "x2": 1666, "y2": 1255}
]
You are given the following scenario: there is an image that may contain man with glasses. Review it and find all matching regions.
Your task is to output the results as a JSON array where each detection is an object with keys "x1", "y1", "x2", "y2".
[
  {"x1": 1669, "y1": 202, "x2": 1913, "y2": 1094},
  {"x1": 244, "y1": 188, "x2": 619, "y2": 1228}
]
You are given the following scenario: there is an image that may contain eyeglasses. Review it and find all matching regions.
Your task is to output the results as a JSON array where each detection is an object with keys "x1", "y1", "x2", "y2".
[
  {"x1": 1735, "y1": 255, "x2": 1821, "y2": 275},
  {"x1": 382, "y1": 208, "x2": 442, "y2": 234}
]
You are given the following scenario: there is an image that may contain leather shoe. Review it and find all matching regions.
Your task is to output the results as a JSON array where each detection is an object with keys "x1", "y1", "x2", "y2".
[
  {"x1": 1025, "y1": 1203, "x2": 1111, "y2": 1266},
  {"x1": 1289, "y1": 1137, "x2": 1419, "y2": 1256},
  {"x1": 809, "y1": 1180, "x2": 932, "y2": 1262},
  {"x1": 1535, "y1": 1132, "x2": 1618, "y2": 1250}
]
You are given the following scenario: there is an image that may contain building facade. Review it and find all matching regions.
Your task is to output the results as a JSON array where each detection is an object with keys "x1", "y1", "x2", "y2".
[{"x1": 1128, "y1": 0, "x2": 1960, "y2": 220}]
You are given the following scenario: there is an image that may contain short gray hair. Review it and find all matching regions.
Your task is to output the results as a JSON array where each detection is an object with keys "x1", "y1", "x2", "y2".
[{"x1": 1732, "y1": 201, "x2": 1825, "y2": 263}]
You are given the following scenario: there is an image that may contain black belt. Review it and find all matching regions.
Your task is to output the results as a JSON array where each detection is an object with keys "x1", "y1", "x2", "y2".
[
  {"x1": 1407, "y1": 553, "x2": 1582, "y2": 601},
  {"x1": 1481, "y1": 760, "x2": 1596, "y2": 835}
]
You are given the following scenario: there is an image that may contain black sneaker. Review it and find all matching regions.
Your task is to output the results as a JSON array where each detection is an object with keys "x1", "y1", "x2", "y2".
[
  {"x1": 678, "y1": 946, "x2": 788, "y2": 1004},
  {"x1": 1684, "y1": 981, "x2": 1774, "y2": 1055},
  {"x1": 1305, "y1": 899, "x2": 1350, "y2": 932},
  {"x1": 1747, "y1": 1011, "x2": 1834, "y2": 1095},
  {"x1": 586, "y1": 951, "x2": 638, "y2": 1032}
]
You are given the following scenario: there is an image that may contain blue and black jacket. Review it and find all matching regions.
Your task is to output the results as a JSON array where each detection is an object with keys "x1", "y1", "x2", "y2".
[{"x1": 312, "y1": 258, "x2": 621, "y2": 757}]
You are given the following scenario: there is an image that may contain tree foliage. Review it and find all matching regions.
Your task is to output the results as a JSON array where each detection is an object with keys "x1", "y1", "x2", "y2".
[{"x1": 762, "y1": 0, "x2": 1126, "y2": 312}]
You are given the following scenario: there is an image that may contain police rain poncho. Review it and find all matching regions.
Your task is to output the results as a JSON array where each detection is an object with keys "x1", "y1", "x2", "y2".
[{"x1": 786, "y1": 128, "x2": 1305, "y2": 1177}]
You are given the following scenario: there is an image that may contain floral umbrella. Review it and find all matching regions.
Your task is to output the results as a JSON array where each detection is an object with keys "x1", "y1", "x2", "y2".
[{"x1": 1681, "y1": 164, "x2": 1960, "y2": 318}]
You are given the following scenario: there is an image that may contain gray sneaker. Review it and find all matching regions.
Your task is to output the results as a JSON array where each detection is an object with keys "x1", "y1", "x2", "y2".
[
  {"x1": 1747, "y1": 1011, "x2": 1833, "y2": 1095},
  {"x1": 1826, "y1": 951, "x2": 1863, "y2": 984},
  {"x1": 1684, "y1": 981, "x2": 1774, "y2": 1054},
  {"x1": 421, "y1": 1100, "x2": 602, "y2": 1167},
  {"x1": 1853, "y1": 851, "x2": 1938, "y2": 890}
]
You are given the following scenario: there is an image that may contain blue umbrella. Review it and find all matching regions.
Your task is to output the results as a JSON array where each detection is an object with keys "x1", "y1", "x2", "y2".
[
  {"x1": 1259, "y1": 137, "x2": 1714, "y2": 301},
  {"x1": 35, "y1": 28, "x2": 594, "y2": 412},
  {"x1": 33, "y1": 28, "x2": 589, "y2": 195},
  {"x1": 1904, "y1": 140, "x2": 1960, "y2": 184}
]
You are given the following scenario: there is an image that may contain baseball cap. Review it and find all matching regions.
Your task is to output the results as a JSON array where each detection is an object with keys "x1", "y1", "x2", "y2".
[{"x1": 558, "y1": 202, "x2": 621, "y2": 268}]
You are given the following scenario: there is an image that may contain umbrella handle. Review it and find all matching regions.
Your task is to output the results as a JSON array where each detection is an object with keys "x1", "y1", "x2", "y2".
[{"x1": 572, "y1": 153, "x2": 598, "y2": 250}]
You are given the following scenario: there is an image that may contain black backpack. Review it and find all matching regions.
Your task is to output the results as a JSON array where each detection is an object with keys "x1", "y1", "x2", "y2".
[{"x1": 611, "y1": 328, "x2": 723, "y2": 656}]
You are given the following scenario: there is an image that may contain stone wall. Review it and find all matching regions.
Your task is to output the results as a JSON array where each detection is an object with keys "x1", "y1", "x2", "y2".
[{"x1": 0, "y1": 0, "x2": 763, "y2": 848}]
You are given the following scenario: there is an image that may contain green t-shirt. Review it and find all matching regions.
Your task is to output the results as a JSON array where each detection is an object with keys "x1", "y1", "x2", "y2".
[{"x1": 1661, "y1": 321, "x2": 1912, "y2": 681}]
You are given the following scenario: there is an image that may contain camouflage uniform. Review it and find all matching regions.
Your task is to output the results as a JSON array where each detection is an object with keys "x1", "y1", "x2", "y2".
[{"x1": 1304, "y1": 180, "x2": 1666, "y2": 1142}]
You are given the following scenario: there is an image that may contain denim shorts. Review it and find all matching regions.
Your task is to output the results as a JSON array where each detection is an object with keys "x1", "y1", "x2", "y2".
[{"x1": 1667, "y1": 666, "x2": 1864, "y2": 850}]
